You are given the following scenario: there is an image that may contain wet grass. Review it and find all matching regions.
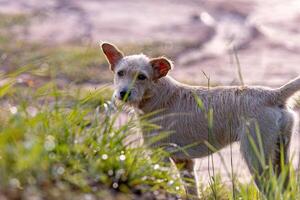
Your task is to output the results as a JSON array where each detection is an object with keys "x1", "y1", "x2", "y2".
[
  {"x1": 0, "y1": 13, "x2": 186, "y2": 199},
  {"x1": 0, "y1": 77, "x2": 184, "y2": 199}
]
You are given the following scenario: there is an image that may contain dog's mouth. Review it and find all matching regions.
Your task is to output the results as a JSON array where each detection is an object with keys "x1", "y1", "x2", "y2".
[
  {"x1": 114, "y1": 94, "x2": 132, "y2": 103},
  {"x1": 115, "y1": 94, "x2": 130, "y2": 102},
  {"x1": 114, "y1": 95, "x2": 141, "y2": 107},
  {"x1": 113, "y1": 89, "x2": 146, "y2": 107}
]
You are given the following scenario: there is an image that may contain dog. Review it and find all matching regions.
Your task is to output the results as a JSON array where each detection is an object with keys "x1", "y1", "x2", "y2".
[{"x1": 101, "y1": 42, "x2": 300, "y2": 198}]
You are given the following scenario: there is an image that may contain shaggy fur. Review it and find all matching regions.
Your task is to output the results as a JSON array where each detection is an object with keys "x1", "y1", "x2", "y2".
[{"x1": 101, "y1": 42, "x2": 300, "y2": 199}]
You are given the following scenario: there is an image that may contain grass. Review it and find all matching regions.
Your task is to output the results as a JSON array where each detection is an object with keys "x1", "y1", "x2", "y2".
[
  {"x1": 0, "y1": 13, "x2": 187, "y2": 199},
  {"x1": 0, "y1": 75, "x2": 184, "y2": 199},
  {"x1": 1, "y1": 12, "x2": 300, "y2": 200}
]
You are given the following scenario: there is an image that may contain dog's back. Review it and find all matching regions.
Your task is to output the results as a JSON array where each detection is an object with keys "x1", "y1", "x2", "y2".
[{"x1": 142, "y1": 76, "x2": 299, "y2": 160}]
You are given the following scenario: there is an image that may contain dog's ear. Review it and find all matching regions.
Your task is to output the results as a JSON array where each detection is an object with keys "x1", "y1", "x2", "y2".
[
  {"x1": 150, "y1": 57, "x2": 173, "y2": 80},
  {"x1": 101, "y1": 42, "x2": 124, "y2": 71}
]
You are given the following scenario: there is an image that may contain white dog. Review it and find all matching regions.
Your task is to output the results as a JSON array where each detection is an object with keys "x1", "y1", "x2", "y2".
[{"x1": 101, "y1": 42, "x2": 300, "y2": 198}]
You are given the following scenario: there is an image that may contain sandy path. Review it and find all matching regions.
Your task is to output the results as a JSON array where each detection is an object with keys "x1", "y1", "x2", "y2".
[{"x1": 1, "y1": 0, "x2": 299, "y2": 86}]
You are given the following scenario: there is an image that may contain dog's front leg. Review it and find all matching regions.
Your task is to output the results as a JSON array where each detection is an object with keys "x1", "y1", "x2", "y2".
[{"x1": 172, "y1": 158, "x2": 198, "y2": 199}]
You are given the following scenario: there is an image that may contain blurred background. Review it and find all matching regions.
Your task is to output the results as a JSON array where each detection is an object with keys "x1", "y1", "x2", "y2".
[{"x1": 0, "y1": 0, "x2": 299, "y2": 185}]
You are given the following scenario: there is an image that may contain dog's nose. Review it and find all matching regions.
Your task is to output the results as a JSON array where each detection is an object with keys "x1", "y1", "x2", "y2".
[{"x1": 119, "y1": 90, "x2": 131, "y2": 100}]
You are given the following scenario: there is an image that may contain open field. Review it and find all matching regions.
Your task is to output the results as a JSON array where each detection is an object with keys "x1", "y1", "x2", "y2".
[{"x1": 0, "y1": 0, "x2": 300, "y2": 199}]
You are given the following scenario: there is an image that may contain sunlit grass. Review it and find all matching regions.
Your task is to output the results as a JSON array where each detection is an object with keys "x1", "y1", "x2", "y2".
[{"x1": 0, "y1": 75, "x2": 184, "y2": 199}]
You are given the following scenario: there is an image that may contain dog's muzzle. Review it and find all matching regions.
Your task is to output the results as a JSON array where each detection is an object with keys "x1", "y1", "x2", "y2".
[{"x1": 118, "y1": 89, "x2": 131, "y2": 101}]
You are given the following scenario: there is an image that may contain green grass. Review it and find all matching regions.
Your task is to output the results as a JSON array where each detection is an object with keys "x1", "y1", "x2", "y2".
[
  {"x1": 0, "y1": 13, "x2": 187, "y2": 198},
  {"x1": 0, "y1": 77, "x2": 299, "y2": 200},
  {"x1": 0, "y1": 76, "x2": 184, "y2": 199}
]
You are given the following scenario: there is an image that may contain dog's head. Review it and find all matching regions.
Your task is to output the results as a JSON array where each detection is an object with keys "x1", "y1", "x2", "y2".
[{"x1": 101, "y1": 42, "x2": 173, "y2": 106}]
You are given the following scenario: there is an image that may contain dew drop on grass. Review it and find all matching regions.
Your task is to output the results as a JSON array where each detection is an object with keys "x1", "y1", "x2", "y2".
[
  {"x1": 101, "y1": 154, "x2": 108, "y2": 160},
  {"x1": 109, "y1": 132, "x2": 115, "y2": 138},
  {"x1": 108, "y1": 170, "x2": 114, "y2": 176},
  {"x1": 153, "y1": 164, "x2": 160, "y2": 170},
  {"x1": 119, "y1": 155, "x2": 126, "y2": 161},
  {"x1": 45, "y1": 135, "x2": 56, "y2": 151},
  {"x1": 9, "y1": 106, "x2": 17, "y2": 114},
  {"x1": 168, "y1": 180, "x2": 174, "y2": 186},
  {"x1": 157, "y1": 179, "x2": 163, "y2": 183},
  {"x1": 103, "y1": 103, "x2": 109, "y2": 112},
  {"x1": 57, "y1": 166, "x2": 65, "y2": 175},
  {"x1": 112, "y1": 182, "x2": 119, "y2": 189}
]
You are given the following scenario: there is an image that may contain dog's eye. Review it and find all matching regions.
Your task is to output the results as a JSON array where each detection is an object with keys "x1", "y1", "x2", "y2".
[
  {"x1": 137, "y1": 74, "x2": 147, "y2": 80},
  {"x1": 117, "y1": 71, "x2": 124, "y2": 77}
]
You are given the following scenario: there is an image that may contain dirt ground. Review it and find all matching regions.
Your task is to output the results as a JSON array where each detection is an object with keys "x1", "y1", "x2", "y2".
[{"x1": 1, "y1": 0, "x2": 300, "y2": 184}]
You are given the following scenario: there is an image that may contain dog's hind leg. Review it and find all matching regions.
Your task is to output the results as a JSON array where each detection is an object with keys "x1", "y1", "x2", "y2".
[
  {"x1": 172, "y1": 158, "x2": 198, "y2": 199},
  {"x1": 239, "y1": 116, "x2": 280, "y2": 193},
  {"x1": 273, "y1": 134, "x2": 291, "y2": 189},
  {"x1": 240, "y1": 110, "x2": 294, "y2": 193},
  {"x1": 272, "y1": 110, "x2": 295, "y2": 189}
]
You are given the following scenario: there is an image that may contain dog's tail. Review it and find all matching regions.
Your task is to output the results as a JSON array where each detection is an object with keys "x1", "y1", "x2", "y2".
[{"x1": 276, "y1": 76, "x2": 300, "y2": 102}]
